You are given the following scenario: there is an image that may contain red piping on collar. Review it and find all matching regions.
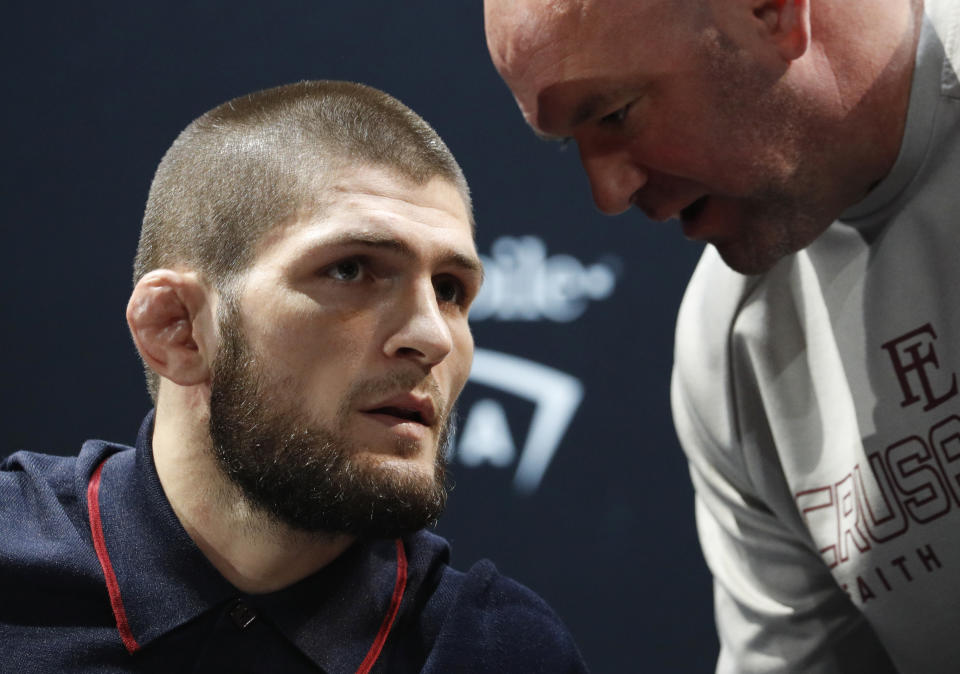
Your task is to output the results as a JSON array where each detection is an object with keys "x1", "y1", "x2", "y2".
[
  {"x1": 355, "y1": 538, "x2": 408, "y2": 674},
  {"x1": 87, "y1": 455, "x2": 408, "y2": 666},
  {"x1": 87, "y1": 459, "x2": 141, "y2": 654}
]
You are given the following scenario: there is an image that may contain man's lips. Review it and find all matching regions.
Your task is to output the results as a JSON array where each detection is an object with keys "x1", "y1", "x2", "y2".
[
  {"x1": 680, "y1": 196, "x2": 709, "y2": 224},
  {"x1": 360, "y1": 393, "x2": 437, "y2": 427},
  {"x1": 631, "y1": 188, "x2": 709, "y2": 224}
]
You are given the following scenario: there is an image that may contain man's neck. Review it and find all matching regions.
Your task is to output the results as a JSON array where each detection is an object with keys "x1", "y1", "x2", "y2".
[
  {"x1": 811, "y1": 0, "x2": 925, "y2": 205},
  {"x1": 151, "y1": 389, "x2": 354, "y2": 594}
]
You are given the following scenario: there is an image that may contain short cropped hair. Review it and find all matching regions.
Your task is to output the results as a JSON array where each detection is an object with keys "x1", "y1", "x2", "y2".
[{"x1": 133, "y1": 80, "x2": 472, "y2": 401}]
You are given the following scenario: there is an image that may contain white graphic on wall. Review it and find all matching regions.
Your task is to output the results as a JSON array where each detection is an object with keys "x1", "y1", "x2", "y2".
[
  {"x1": 470, "y1": 235, "x2": 619, "y2": 322},
  {"x1": 453, "y1": 348, "x2": 585, "y2": 494}
]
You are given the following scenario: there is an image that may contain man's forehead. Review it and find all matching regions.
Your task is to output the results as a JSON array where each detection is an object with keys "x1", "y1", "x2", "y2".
[
  {"x1": 485, "y1": 0, "x2": 586, "y2": 83},
  {"x1": 487, "y1": 0, "x2": 688, "y2": 56},
  {"x1": 327, "y1": 170, "x2": 473, "y2": 235},
  {"x1": 255, "y1": 168, "x2": 475, "y2": 261},
  {"x1": 486, "y1": 0, "x2": 694, "y2": 132}
]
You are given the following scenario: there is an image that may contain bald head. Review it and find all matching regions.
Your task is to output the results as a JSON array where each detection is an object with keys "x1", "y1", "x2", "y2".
[
  {"x1": 484, "y1": 0, "x2": 579, "y2": 74},
  {"x1": 484, "y1": 0, "x2": 699, "y2": 132}
]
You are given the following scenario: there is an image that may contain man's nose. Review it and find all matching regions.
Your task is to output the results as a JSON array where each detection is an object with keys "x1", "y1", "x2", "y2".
[
  {"x1": 577, "y1": 140, "x2": 648, "y2": 215},
  {"x1": 383, "y1": 281, "x2": 454, "y2": 369}
]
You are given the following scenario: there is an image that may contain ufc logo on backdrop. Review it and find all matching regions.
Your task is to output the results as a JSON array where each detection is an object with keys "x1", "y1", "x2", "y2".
[{"x1": 881, "y1": 323, "x2": 958, "y2": 411}]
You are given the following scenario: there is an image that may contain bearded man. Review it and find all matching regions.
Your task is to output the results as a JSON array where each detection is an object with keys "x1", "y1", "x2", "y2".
[{"x1": 0, "y1": 81, "x2": 588, "y2": 673}]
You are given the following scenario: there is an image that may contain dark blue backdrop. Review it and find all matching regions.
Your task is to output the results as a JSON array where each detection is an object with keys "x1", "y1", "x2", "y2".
[{"x1": 1, "y1": 2, "x2": 715, "y2": 670}]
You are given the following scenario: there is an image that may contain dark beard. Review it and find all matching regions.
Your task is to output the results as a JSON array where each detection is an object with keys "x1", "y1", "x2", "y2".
[{"x1": 207, "y1": 304, "x2": 451, "y2": 538}]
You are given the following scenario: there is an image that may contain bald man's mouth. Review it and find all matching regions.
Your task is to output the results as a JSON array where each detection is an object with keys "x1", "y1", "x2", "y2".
[{"x1": 680, "y1": 196, "x2": 709, "y2": 224}]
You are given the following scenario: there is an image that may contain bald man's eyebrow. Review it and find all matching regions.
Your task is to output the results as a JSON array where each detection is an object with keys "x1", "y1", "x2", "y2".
[
  {"x1": 531, "y1": 86, "x2": 642, "y2": 143},
  {"x1": 570, "y1": 84, "x2": 646, "y2": 129},
  {"x1": 323, "y1": 231, "x2": 484, "y2": 278}
]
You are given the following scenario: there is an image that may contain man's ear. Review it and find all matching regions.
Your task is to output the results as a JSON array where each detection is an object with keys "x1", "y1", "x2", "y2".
[
  {"x1": 752, "y1": 0, "x2": 810, "y2": 62},
  {"x1": 711, "y1": 0, "x2": 810, "y2": 64},
  {"x1": 127, "y1": 270, "x2": 215, "y2": 388}
]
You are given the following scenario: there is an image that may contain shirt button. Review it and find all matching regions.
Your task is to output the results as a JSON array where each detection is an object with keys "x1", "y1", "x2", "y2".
[{"x1": 229, "y1": 600, "x2": 258, "y2": 630}]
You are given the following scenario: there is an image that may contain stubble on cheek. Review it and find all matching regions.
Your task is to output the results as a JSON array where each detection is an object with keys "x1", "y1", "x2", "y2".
[{"x1": 692, "y1": 27, "x2": 835, "y2": 274}]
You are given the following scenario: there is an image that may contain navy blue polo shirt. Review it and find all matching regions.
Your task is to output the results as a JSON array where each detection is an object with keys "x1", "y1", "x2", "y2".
[{"x1": 0, "y1": 413, "x2": 589, "y2": 673}]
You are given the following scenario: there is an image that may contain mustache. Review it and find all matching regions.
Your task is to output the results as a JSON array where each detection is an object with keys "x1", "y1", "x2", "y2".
[{"x1": 339, "y1": 370, "x2": 447, "y2": 422}]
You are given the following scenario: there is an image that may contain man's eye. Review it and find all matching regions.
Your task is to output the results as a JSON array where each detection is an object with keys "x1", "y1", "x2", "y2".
[
  {"x1": 599, "y1": 103, "x2": 631, "y2": 126},
  {"x1": 434, "y1": 275, "x2": 465, "y2": 305},
  {"x1": 326, "y1": 259, "x2": 364, "y2": 281}
]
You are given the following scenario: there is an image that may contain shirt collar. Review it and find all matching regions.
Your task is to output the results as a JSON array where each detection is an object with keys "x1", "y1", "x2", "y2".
[{"x1": 94, "y1": 410, "x2": 451, "y2": 670}]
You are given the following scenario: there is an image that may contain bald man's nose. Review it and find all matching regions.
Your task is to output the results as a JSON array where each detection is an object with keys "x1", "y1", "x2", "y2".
[{"x1": 577, "y1": 143, "x2": 648, "y2": 215}]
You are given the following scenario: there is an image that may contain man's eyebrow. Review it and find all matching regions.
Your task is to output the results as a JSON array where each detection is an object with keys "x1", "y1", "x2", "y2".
[
  {"x1": 531, "y1": 88, "x2": 638, "y2": 143},
  {"x1": 322, "y1": 231, "x2": 484, "y2": 278}
]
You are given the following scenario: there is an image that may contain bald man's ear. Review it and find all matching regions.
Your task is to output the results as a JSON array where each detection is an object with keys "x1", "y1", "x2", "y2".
[
  {"x1": 753, "y1": 0, "x2": 810, "y2": 62},
  {"x1": 127, "y1": 270, "x2": 215, "y2": 388},
  {"x1": 711, "y1": 0, "x2": 810, "y2": 65}
]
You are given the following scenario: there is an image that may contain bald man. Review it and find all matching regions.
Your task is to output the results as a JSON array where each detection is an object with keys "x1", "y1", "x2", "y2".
[{"x1": 485, "y1": 0, "x2": 960, "y2": 671}]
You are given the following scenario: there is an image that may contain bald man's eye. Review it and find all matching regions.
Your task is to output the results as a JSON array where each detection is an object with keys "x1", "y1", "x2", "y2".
[{"x1": 599, "y1": 103, "x2": 631, "y2": 126}]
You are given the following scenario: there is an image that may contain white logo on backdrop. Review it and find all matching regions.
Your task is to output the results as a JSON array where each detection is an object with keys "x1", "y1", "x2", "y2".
[
  {"x1": 449, "y1": 236, "x2": 620, "y2": 493},
  {"x1": 454, "y1": 349, "x2": 584, "y2": 494},
  {"x1": 470, "y1": 236, "x2": 618, "y2": 322}
]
